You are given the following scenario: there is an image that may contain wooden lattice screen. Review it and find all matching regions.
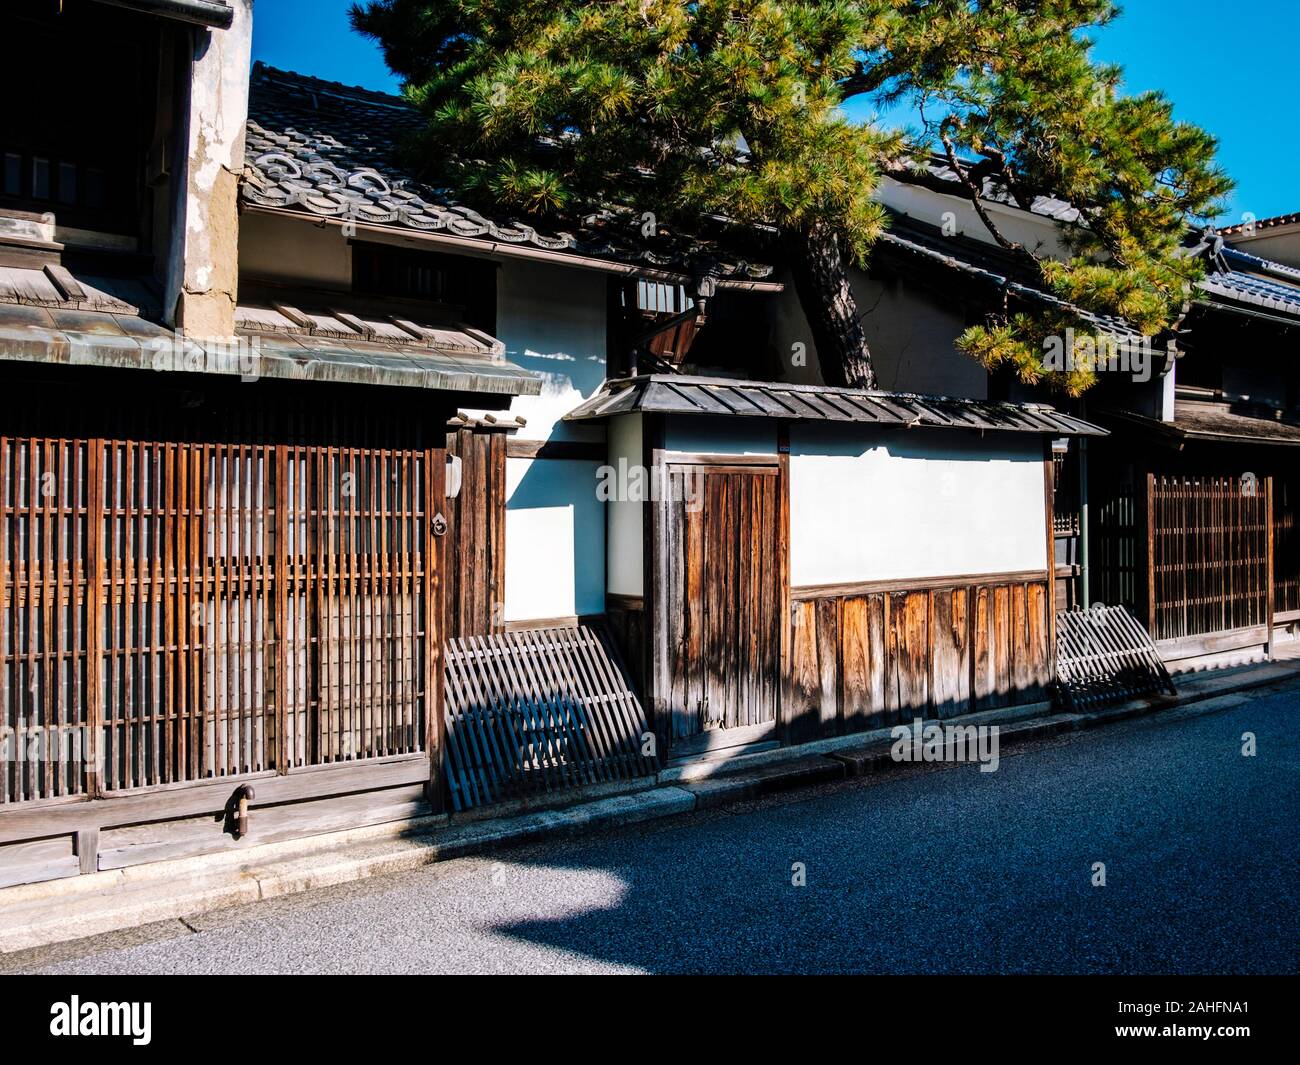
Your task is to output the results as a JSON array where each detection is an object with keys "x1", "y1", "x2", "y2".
[
  {"x1": 1150, "y1": 473, "x2": 1271, "y2": 642},
  {"x1": 2, "y1": 436, "x2": 432, "y2": 805},
  {"x1": 1275, "y1": 473, "x2": 1299, "y2": 618},
  {"x1": 443, "y1": 625, "x2": 657, "y2": 811},
  {"x1": 1056, "y1": 604, "x2": 1176, "y2": 711}
]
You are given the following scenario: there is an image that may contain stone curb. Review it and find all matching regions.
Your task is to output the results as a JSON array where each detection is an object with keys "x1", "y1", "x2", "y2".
[{"x1": 3, "y1": 657, "x2": 1298, "y2": 954}]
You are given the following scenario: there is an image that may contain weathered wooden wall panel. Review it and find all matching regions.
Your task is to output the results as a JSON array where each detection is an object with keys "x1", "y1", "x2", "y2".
[
  {"x1": 789, "y1": 574, "x2": 1051, "y2": 737},
  {"x1": 661, "y1": 464, "x2": 780, "y2": 751},
  {"x1": 1276, "y1": 472, "x2": 1299, "y2": 618}
]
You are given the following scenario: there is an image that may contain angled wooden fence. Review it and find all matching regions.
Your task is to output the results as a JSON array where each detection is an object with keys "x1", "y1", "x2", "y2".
[
  {"x1": 442, "y1": 625, "x2": 656, "y2": 811},
  {"x1": 1055, "y1": 604, "x2": 1176, "y2": 711}
]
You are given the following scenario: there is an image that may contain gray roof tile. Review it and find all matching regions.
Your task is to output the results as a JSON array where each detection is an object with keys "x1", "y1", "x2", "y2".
[{"x1": 243, "y1": 64, "x2": 775, "y2": 282}]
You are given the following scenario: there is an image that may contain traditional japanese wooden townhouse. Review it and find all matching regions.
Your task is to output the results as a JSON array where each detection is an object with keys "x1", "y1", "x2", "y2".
[
  {"x1": 0, "y1": 3, "x2": 539, "y2": 885},
  {"x1": 864, "y1": 160, "x2": 1300, "y2": 670}
]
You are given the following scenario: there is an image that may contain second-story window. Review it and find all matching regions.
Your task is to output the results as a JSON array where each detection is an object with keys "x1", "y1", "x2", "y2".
[{"x1": 352, "y1": 243, "x2": 497, "y2": 333}]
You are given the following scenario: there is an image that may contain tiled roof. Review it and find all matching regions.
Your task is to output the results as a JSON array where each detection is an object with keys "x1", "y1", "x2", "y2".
[
  {"x1": 91, "y1": 0, "x2": 233, "y2": 29},
  {"x1": 883, "y1": 155, "x2": 1081, "y2": 224},
  {"x1": 242, "y1": 64, "x2": 775, "y2": 283},
  {"x1": 1199, "y1": 247, "x2": 1300, "y2": 318},
  {"x1": 0, "y1": 301, "x2": 540, "y2": 395},
  {"x1": 1219, "y1": 213, "x2": 1300, "y2": 236},
  {"x1": 875, "y1": 215, "x2": 1149, "y2": 345},
  {"x1": 1103, "y1": 399, "x2": 1300, "y2": 448},
  {"x1": 565, "y1": 374, "x2": 1106, "y2": 437}
]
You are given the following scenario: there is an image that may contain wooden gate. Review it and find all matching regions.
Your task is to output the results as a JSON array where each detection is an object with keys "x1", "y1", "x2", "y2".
[
  {"x1": 661, "y1": 463, "x2": 781, "y2": 756},
  {"x1": 2, "y1": 436, "x2": 434, "y2": 805}
]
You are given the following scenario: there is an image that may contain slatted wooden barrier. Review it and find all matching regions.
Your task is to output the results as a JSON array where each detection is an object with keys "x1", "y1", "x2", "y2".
[
  {"x1": 1, "y1": 435, "x2": 431, "y2": 805},
  {"x1": 442, "y1": 625, "x2": 656, "y2": 811},
  {"x1": 1055, "y1": 604, "x2": 1176, "y2": 711},
  {"x1": 1275, "y1": 473, "x2": 1299, "y2": 618},
  {"x1": 1150, "y1": 473, "x2": 1271, "y2": 642}
]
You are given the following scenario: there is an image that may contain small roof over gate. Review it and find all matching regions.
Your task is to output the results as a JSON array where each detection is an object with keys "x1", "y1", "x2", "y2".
[{"x1": 565, "y1": 375, "x2": 1106, "y2": 437}]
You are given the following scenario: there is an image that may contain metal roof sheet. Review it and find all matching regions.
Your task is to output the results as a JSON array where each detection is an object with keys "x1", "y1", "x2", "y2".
[
  {"x1": 564, "y1": 375, "x2": 1106, "y2": 437},
  {"x1": 0, "y1": 304, "x2": 541, "y2": 397}
]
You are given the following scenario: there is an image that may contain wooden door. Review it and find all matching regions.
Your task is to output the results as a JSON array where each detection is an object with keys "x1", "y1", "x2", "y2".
[{"x1": 662, "y1": 463, "x2": 781, "y2": 755}]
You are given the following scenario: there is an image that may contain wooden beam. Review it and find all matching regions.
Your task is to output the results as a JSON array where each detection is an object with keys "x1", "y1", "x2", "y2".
[
  {"x1": 791, "y1": 570, "x2": 1050, "y2": 601},
  {"x1": 506, "y1": 438, "x2": 606, "y2": 461},
  {"x1": 426, "y1": 445, "x2": 447, "y2": 813},
  {"x1": 0, "y1": 756, "x2": 431, "y2": 845}
]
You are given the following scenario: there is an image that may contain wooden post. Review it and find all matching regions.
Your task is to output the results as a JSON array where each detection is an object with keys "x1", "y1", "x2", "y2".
[
  {"x1": 1144, "y1": 470, "x2": 1157, "y2": 636},
  {"x1": 644, "y1": 414, "x2": 666, "y2": 751},
  {"x1": 84, "y1": 439, "x2": 104, "y2": 799},
  {"x1": 274, "y1": 445, "x2": 290, "y2": 773},
  {"x1": 776, "y1": 422, "x2": 792, "y2": 745},
  {"x1": 1266, "y1": 475, "x2": 1275, "y2": 659},
  {"x1": 1044, "y1": 440, "x2": 1057, "y2": 681},
  {"x1": 425, "y1": 446, "x2": 447, "y2": 813}
]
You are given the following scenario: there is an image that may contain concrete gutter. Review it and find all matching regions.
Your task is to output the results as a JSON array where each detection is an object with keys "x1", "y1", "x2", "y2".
[{"x1": 3, "y1": 654, "x2": 1299, "y2": 954}]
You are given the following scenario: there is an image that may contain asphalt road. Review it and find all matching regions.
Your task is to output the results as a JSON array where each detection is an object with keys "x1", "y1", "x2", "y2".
[{"x1": 9, "y1": 687, "x2": 1299, "y2": 975}]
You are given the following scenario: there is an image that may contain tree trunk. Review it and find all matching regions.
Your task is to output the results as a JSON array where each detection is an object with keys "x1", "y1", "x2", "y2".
[{"x1": 783, "y1": 221, "x2": 877, "y2": 389}]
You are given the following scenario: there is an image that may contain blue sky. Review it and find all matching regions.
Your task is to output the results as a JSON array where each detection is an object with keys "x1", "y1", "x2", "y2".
[{"x1": 251, "y1": 0, "x2": 1297, "y2": 222}]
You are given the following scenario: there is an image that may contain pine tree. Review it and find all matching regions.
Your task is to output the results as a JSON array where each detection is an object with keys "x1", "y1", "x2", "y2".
[{"x1": 352, "y1": 1, "x2": 1231, "y2": 393}]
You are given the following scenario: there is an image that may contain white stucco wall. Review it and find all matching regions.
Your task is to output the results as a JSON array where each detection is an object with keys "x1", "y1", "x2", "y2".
[
  {"x1": 769, "y1": 268, "x2": 989, "y2": 400},
  {"x1": 789, "y1": 425, "x2": 1047, "y2": 588},
  {"x1": 498, "y1": 259, "x2": 609, "y2": 442},
  {"x1": 238, "y1": 212, "x2": 352, "y2": 290},
  {"x1": 497, "y1": 258, "x2": 610, "y2": 620},
  {"x1": 875, "y1": 175, "x2": 1074, "y2": 261},
  {"x1": 504, "y1": 456, "x2": 606, "y2": 620},
  {"x1": 605, "y1": 414, "x2": 643, "y2": 598},
  {"x1": 663, "y1": 415, "x2": 778, "y2": 456}
]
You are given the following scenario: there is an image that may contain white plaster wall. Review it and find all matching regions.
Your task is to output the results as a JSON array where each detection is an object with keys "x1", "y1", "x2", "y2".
[
  {"x1": 504, "y1": 456, "x2": 605, "y2": 621},
  {"x1": 664, "y1": 415, "x2": 778, "y2": 455},
  {"x1": 875, "y1": 175, "x2": 1074, "y2": 261},
  {"x1": 497, "y1": 258, "x2": 610, "y2": 620},
  {"x1": 769, "y1": 269, "x2": 989, "y2": 399},
  {"x1": 1227, "y1": 229, "x2": 1300, "y2": 268},
  {"x1": 605, "y1": 414, "x2": 643, "y2": 597},
  {"x1": 497, "y1": 258, "x2": 609, "y2": 442},
  {"x1": 789, "y1": 424, "x2": 1047, "y2": 587},
  {"x1": 851, "y1": 275, "x2": 988, "y2": 398},
  {"x1": 238, "y1": 213, "x2": 352, "y2": 290}
]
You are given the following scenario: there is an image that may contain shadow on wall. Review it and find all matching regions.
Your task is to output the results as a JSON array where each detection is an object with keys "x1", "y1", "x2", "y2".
[
  {"x1": 496, "y1": 258, "x2": 609, "y2": 444},
  {"x1": 504, "y1": 456, "x2": 605, "y2": 621}
]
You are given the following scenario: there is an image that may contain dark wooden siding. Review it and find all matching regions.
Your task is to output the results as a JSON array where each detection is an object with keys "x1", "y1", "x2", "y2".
[
  {"x1": 787, "y1": 574, "x2": 1053, "y2": 738},
  {"x1": 443, "y1": 427, "x2": 506, "y2": 640}
]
